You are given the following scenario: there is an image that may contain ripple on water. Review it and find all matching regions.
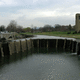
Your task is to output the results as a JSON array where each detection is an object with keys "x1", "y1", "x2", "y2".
[{"x1": 0, "y1": 52, "x2": 80, "y2": 80}]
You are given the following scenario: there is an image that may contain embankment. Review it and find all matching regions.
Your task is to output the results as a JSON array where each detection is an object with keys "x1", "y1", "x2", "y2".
[{"x1": 0, "y1": 35, "x2": 80, "y2": 57}]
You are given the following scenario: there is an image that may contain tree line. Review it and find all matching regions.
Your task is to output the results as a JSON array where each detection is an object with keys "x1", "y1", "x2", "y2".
[
  {"x1": 0, "y1": 20, "x2": 23, "y2": 33},
  {"x1": 0, "y1": 20, "x2": 75, "y2": 33},
  {"x1": 24, "y1": 24, "x2": 75, "y2": 33}
]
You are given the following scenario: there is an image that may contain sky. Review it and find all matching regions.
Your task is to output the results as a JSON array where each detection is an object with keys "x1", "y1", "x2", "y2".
[{"x1": 0, "y1": 0, "x2": 80, "y2": 28}]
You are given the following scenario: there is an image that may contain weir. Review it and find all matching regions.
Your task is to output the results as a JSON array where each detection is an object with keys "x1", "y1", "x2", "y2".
[{"x1": 0, "y1": 35, "x2": 80, "y2": 57}]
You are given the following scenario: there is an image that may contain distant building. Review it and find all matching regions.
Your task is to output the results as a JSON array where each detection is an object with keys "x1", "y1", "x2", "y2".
[{"x1": 75, "y1": 13, "x2": 80, "y2": 33}]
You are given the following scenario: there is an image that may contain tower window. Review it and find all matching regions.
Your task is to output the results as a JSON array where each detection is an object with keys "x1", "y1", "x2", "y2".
[{"x1": 79, "y1": 16, "x2": 80, "y2": 19}]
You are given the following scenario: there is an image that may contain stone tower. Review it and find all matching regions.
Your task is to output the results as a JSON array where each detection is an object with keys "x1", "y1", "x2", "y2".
[{"x1": 75, "y1": 13, "x2": 80, "y2": 33}]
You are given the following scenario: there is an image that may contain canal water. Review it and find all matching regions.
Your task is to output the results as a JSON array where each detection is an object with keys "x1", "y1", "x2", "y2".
[
  {"x1": 0, "y1": 35, "x2": 80, "y2": 80},
  {"x1": 0, "y1": 48, "x2": 80, "y2": 80}
]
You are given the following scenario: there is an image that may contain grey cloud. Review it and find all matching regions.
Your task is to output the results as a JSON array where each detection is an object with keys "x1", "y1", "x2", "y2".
[{"x1": 34, "y1": 16, "x2": 75, "y2": 26}]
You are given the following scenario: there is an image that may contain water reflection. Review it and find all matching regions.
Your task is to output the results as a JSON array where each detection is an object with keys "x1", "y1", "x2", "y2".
[{"x1": 0, "y1": 48, "x2": 80, "y2": 80}]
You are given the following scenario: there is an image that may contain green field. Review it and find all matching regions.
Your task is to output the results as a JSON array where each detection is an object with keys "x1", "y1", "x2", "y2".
[{"x1": 20, "y1": 31, "x2": 80, "y2": 39}]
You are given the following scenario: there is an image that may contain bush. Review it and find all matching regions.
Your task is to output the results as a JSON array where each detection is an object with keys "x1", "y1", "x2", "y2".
[
  {"x1": 72, "y1": 31, "x2": 77, "y2": 34},
  {"x1": 67, "y1": 32, "x2": 71, "y2": 34}
]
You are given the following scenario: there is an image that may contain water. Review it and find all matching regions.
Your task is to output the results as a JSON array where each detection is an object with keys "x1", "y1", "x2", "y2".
[
  {"x1": 0, "y1": 35, "x2": 79, "y2": 80},
  {"x1": 13, "y1": 35, "x2": 76, "y2": 41},
  {"x1": 0, "y1": 49, "x2": 80, "y2": 80}
]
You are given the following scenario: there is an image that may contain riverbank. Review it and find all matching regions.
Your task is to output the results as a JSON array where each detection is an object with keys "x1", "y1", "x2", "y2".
[
  {"x1": 0, "y1": 35, "x2": 79, "y2": 57},
  {"x1": 20, "y1": 31, "x2": 80, "y2": 39}
]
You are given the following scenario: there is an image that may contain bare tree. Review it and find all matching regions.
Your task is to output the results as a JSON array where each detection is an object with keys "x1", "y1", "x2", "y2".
[
  {"x1": 34, "y1": 26, "x2": 37, "y2": 33},
  {"x1": 6, "y1": 20, "x2": 17, "y2": 32},
  {"x1": 54, "y1": 24, "x2": 61, "y2": 31},
  {"x1": 16, "y1": 25, "x2": 23, "y2": 33},
  {"x1": 42, "y1": 25, "x2": 54, "y2": 32},
  {"x1": 68, "y1": 24, "x2": 72, "y2": 32},
  {"x1": 0, "y1": 25, "x2": 5, "y2": 31}
]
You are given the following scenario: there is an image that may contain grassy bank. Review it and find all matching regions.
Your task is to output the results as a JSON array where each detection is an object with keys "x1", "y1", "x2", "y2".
[{"x1": 20, "y1": 31, "x2": 80, "y2": 39}]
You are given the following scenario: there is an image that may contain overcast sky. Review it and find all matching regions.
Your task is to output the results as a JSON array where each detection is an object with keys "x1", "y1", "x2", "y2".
[{"x1": 0, "y1": 0, "x2": 80, "y2": 28}]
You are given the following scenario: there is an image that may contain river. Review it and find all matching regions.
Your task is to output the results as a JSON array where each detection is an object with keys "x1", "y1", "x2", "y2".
[
  {"x1": 0, "y1": 48, "x2": 80, "y2": 80},
  {"x1": 0, "y1": 35, "x2": 80, "y2": 80}
]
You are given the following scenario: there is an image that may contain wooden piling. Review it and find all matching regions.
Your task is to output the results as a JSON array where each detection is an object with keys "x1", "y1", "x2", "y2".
[
  {"x1": 63, "y1": 39, "x2": 66, "y2": 51},
  {"x1": 72, "y1": 41, "x2": 77, "y2": 53},
  {"x1": 20, "y1": 40, "x2": 27, "y2": 52},
  {"x1": 65, "y1": 40, "x2": 71, "y2": 51},
  {"x1": 77, "y1": 42, "x2": 80, "y2": 55},
  {"x1": 47, "y1": 39, "x2": 48, "y2": 52},
  {"x1": 0, "y1": 43, "x2": 3, "y2": 57},
  {"x1": 8, "y1": 41, "x2": 15, "y2": 55},
  {"x1": 57, "y1": 39, "x2": 64, "y2": 50},
  {"x1": 27, "y1": 39, "x2": 31, "y2": 51},
  {"x1": 56, "y1": 39, "x2": 58, "y2": 51},
  {"x1": 2, "y1": 42, "x2": 10, "y2": 56},
  {"x1": 32, "y1": 39, "x2": 37, "y2": 48},
  {"x1": 1, "y1": 47, "x2": 4, "y2": 57}
]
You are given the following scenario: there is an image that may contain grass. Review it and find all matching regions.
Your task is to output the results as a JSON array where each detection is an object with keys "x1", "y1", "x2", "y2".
[{"x1": 20, "y1": 31, "x2": 80, "y2": 39}]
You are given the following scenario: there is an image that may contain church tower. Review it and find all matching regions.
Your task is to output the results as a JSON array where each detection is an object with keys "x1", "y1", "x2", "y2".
[{"x1": 75, "y1": 13, "x2": 80, "y2": 33}]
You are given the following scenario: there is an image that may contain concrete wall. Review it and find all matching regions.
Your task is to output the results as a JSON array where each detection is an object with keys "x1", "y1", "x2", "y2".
[{"x1": 0, "y1": 32, "x2": 15, "y2": 40}]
